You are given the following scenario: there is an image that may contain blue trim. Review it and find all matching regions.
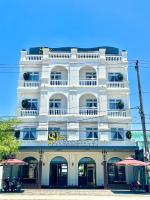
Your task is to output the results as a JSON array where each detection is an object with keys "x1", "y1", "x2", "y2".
[
  {"x1": 19, "y1": 145, "x2": 138, "y2": 152},
  {"x1": 29, "y1": 46, "x2": 119, "y2": 55}
]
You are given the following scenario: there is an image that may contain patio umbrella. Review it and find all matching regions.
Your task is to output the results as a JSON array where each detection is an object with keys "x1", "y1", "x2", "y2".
[
  {"x1": 0, "y1": 159, "x2": 28, "y2": 179},
  {"x1": 115, "y1": 157, "x2": 148, "y2": 167},
  {"x1": 0, "y1": 159, "x2": 28, "y2": 166},
  {"x1": 115, "y1": 157, "x2": 149, "y2": 189}
]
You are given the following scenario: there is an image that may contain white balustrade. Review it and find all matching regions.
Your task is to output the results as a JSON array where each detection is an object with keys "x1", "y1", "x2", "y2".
[
  {"x1": 21, "y1": 110, "x2": 39, "y2": 116},
  {"x1": 49, "y1": 53, "x2": 71, "y2": 59},
  {"x1": 79, "y1": 80, "x2": 97, "y2": 86},
  {"x1": 107, "y1": 82, "x2": 125, "y2": 88},
  {"x1": 49, "y1": 109, "x2": 67, "y2": 115},
  {"x1": 77, "y1": 53, "x2": 99, "y2": 59},
  {"x1": 106, "y1": 55, "x2": 122, "y2": 62},
  {"x1": 79, "y1": 108, "x2": 98, "y2": 115},
  {"x1": 50, "y1": 80, "x2": 68, "y2": 86},
  {"x1": 24, "y1": 81, "x2": 40, "y2": 87},
  {"x1": 26, "y1": 55, "x2": 43, "y2": 61},
  {"x1": 108, "y1": 110, "x2": 127, "y2": 117}
]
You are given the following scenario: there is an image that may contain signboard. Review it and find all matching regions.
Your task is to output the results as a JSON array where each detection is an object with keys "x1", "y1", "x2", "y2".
[{"x1": 48, "y1": 131, "x2": 65, "y2": 144}]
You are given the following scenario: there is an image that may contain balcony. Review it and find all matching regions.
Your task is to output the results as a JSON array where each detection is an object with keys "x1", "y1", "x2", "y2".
[
  {"x1": 79, "y1": 80, "x2": 97, "y2": 86},
  {"x1": 79, "y1": 108, "x2": 98, "y2": 115},
  {"x1": 49, "y1": 109, "x2": 67, "y2": 115},
  {"x1": 20, "y1": 110, "x2": 39, "y2": 117},
  {"x1": 106, "y1": 55, "x2": 122, "y2": 62},
  {"x1": 24, "y1": 81, "x2": 40, "y2": 87},
  {"x1": 50, "y1": 80, "x2": 68, "y2": 86},
  {"x1": 108, "y1": 110, "x2": 128, "y2": 118}
]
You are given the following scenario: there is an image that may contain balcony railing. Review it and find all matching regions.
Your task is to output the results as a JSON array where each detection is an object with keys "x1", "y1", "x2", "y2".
[
  {"x1": 20, "y1": 110, "x2": 39, "y2": 116},
  {"x1": 26, "y1": 55, "x2": 43, "y2": 61},
  {"x1": 24, "y1": 81, "x2": 40, "y2": 87},
  {"x1": 108, "y1": 110, "x2": 128, "y2": 118},
  {"x1": 107, "y1": 82, "x2": 125, "y2": 88},
  {"x1": 49, "y1": 109, "x2": 67, "y2": 115},
  {"x1": 50, "y1": 80, "x2": 68, "y2": 86},
  {"x1": 106, "y1": 55, "x2": 122, "y2": 62},
  {"x1": 79, "y1": 108, "x2": 98, "y2": 115},
  {"x1": 79, "y1": 80, "x2": 97, "y2": 86}
]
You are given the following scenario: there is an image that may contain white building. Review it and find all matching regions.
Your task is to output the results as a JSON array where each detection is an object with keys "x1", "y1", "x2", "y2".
[{"x1": 15, "y1": 46, "x2": 137, "y2": 188}]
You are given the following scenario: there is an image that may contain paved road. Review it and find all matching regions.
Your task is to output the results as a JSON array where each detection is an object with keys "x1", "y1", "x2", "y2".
[{"x1": 0, "y1": 189, "x2": 150, "y2": 200}]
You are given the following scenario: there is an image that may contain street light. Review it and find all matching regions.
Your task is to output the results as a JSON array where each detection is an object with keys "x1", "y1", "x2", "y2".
[
  {"x1": 102, "y1": 149, "x2": 108, "y2": 189},
  {"x1": 38, "y1": 140, "x2": 44, "y2": 189}
]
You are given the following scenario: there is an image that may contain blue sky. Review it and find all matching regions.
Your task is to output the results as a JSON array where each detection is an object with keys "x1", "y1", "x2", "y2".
[{"x1": 0, "y1": 0, "x2": 150, "y2": 130}]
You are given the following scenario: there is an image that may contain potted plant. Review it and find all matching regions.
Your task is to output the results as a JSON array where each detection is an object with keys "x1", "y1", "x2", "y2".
[
  {"x1": 126, "y1": 131, "x2": 132, "y2": 139},
  {"x1": 23, "y1": 72, "x2": 30, "y2": 81},
  {"x1": 117, "y1": 73, "x2": 123, "y2": 81},
  {"x1": 22, "y1": 99, "x2": 30, "y2": 109},
  {"x1": 117, "y1": 100, "x2": 124, "y2": 109}
]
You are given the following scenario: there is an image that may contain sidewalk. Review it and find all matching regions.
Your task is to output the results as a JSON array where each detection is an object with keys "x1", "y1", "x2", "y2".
[{"x1": 0, "y1": 189, "x2": 150, "y2": 200}]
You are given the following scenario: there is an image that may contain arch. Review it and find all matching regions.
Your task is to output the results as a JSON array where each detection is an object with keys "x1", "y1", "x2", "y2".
[
  {"x1": 50, "y1": 65, "x2": 68, "y2": 72},
  {"x1": 78, "y1": 157, "x2": 96, "y2": 164},
  {"x1": 49, "y1": 93, "x2": 68, "y2": 115},
  {"x1": 107, "y1": 157, "x2": 126, "y2": 184},
  {"x1": 50, "y1": 65, "x2": 68, "y2": 86},
  {"x1": 79, "y1": 66, "x2": 97, "y2": 86},
  {"x1": 50, "y1": 156, "x2": 67, "y2": 164},
  {"x1": 107, "y1": 157, "x2": 122, "y2": 164},
  {"x1": 79, "y1": 65, "x2": 97, "y2": 71},
  {"x1": 78, "y1": 157, "x2": 96, "y2": 187},
  {"x1": 49, "y1": 156, "x2": 68, "y2": 187},
  {"x1": 79, "y1": 93, "x2": 98, "y2": 115},
  {"x1": 21, "y1": 156, "x2": 38, "y2": 184}
]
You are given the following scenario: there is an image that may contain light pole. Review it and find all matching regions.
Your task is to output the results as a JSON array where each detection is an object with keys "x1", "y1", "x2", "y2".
[
  {"x1": 102, "y1": 149, "x2": 108, "y2": 189},
  {"x1": 38, "y1": 140, "x2": 44, "y2": 189}
]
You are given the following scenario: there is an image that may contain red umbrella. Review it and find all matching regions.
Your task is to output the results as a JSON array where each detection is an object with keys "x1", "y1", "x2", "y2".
[
  {"x1": 115, "y1": 157, "x2": 148, "y2": 166},
  {"x1": 0, "y1": 159, "x2": 27, "y2": 166}
]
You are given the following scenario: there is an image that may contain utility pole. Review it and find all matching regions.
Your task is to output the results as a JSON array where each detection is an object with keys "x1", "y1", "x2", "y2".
[{"x1": 135, "y1": 60, "x2": 149, "y2": 161}]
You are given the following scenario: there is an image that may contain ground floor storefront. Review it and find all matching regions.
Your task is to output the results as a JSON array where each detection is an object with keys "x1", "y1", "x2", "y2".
[{"x1": 3, "y1": 148, "x2": 137, "y2": 189}]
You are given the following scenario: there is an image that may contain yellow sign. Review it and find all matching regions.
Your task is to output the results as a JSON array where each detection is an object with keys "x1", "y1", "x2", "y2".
[{"x1": 48, "y1": 131, "x2": 65, "y2": 144}]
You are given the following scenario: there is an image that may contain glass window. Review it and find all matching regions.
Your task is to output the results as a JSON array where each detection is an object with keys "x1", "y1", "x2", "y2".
[
  {"x1": 49, "y1": 99, "x2": 61, "y2": 108},
  {"x1": 86, "y1": 99, "x2": 97, "y2": 108},
  {"x1": 28, "y1": 72, "x2": 39, "y2": 81},
  {"x1": 27, "y1": 99, "x2": 38, "y2": 110},
  {"x1": 109, "y1": 99, "x2": 121, "y2": 110},
  {"x1": 86, "y1": 72, "x2": 96, "y2": 80},
  {"x1": 86, "y1": 127, "x2": 98, "y2": 139},
  {"x1": 111, "y1": 128, "x2": 124, "y2": 141},
  {"x1": 108, "y1": 73, "x2": 120, "y2": 82},
  {"x1": 23, "y1": 128, "x2": 36, "y2": 140},
  {"x1": 51, "y1": 72, "x2": 61, "y2": 80}
]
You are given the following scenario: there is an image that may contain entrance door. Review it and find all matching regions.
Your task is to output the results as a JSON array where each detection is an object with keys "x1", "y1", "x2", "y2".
[
  {"x1": 107, "y1": 157, "x2": 126, "y2": 184},
  {"x1": 87, "y1": 164, "x2": 95, "y2": 186},
  {"x1": 50, "y1": 156, "x2": 68, "y2": 187},
  {"x1": 78, "y1": 157, "x2": 96, "y2": 187}
]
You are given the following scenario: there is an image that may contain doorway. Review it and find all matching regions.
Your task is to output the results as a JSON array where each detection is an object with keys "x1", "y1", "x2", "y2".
[
  {"x1": 50, "y1": 156, "x2": 68, "y2": 187},
  {"x1": 78, "y1": 157, "x2": 96, "y2": 187}
]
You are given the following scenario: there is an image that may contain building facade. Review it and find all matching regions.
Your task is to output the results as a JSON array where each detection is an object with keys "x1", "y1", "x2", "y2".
[{"x1": 16, "y1": 46, "x2": 137, "y2": 188}]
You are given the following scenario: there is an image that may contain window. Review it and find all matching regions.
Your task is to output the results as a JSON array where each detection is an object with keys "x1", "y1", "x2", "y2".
[
  {"x1": 109, "y1": 99, "x2": 121, "y2": 110},
  {"x1": 28, "y1": 72, "x2": 39, "y2": 81},
  {"x1": 108, "y1": 73, "x2": 120, "y2": 82},
  {"x1": 86, "y1": 127, "x2": 98, "y2": 139},
  {"x1": 22, "y1": 128, "x2": 36, "y2": 140},
  {"x1": 86, "y1": 72, "x2": 96, "y2": 80},
  {"x1": 51, "y1": 72, "x2": 61, "y2": 80},
  {"x1": 25, "y1": 99, "x2": 38, "y2": 110},
  {"x1": 86, "y1": 99, "x2": 97, "y2": 108},
  {"x1": 49, "y1": 99, "x2": 61, "y2": 108},
  {"x1": 49, "y1": 127, "x2": 60, "y2": 133},
  {"x1": 111, "y1": 128, "x2": 124, "y2": 141}
]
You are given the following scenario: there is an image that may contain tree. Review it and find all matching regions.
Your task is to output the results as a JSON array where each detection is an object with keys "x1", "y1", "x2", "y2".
[{"x1": 0, "y1": 118, "x2": 20, "y2": 159}]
